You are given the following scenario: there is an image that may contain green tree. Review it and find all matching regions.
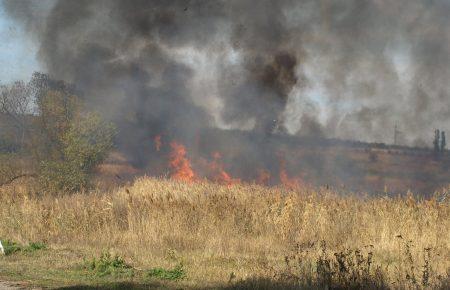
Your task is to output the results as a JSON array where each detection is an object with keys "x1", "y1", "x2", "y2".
[
  {"x1": 33, "y1": 90, "x2": 83, "y2": 161},
  {"x1": 36, "y1": 91, "x2": 116, "y2": 194},
  {"x1": 0, "y1": 73, "x2": 116, "y2": 194},
  {"x1": 38, "y1": 111, "x2": 116, "y2": 194}
]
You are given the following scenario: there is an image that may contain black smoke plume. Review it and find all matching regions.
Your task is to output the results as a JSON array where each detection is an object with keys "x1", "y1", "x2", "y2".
[
  {"x1": 5, "y1": 0, "x2": 450, "y2": 145},
  {"x1": 4, "y1": 0, "x2": 450, "y2": 161}
]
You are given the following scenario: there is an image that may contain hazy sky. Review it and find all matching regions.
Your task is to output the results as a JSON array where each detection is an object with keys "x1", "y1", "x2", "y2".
[{"x1": 0, "y1": 1, "x2": 40, "y2": 84}]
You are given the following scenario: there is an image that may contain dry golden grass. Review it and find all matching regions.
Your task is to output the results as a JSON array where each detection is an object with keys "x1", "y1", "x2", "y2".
[{"x1": 0, "y1": 177, "x2": 449, "y2": 289}]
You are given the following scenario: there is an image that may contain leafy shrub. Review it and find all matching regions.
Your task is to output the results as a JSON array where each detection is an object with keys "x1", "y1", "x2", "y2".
[
  {"x1": 147, "y1": 263, "x2": 186, "y2": 281},
  {"x1": 38, "y1": 160, "x2": 89, "y2": 194},
  {"x1": 84, "y1": 252, "x2": 133, "y2": 277},
  {"x1": 25, "y1": 242, "x2": 47, "y2": 252}
]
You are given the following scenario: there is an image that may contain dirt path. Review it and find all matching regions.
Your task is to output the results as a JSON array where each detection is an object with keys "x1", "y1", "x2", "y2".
[
  {"x1": 0, "y1": 282, "x2": 20, "y2": 290},
  {"x1": 0, "y1": 281, "x2": 39, "y2": 290}
]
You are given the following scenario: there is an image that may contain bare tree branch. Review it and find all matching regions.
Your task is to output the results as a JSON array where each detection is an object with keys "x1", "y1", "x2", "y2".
[{"x1": 0, "y1": 173, "x2": 37, "y2": 187}]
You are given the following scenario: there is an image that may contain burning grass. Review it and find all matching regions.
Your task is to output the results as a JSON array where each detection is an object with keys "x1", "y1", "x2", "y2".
[{"x1": 0, "y1": 178, "x2": 449, "y2": 288}]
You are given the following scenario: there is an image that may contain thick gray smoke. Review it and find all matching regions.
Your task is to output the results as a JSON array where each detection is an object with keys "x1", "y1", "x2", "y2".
[{"x1": 4, "y1": 0, "x2": 450, "y2": 146}]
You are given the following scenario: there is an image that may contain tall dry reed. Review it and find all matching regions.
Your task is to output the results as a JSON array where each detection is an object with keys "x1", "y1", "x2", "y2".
[{"x1": 0, "y1": 177, "x2": 448, "y2": 288}]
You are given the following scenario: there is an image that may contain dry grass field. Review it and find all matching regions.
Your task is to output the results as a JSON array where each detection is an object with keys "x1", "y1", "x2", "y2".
[{"x1": 0, "y1": 177, "x2": 449, "y2": 289}]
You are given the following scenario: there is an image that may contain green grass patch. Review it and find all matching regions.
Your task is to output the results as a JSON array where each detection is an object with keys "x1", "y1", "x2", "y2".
[
  {"x1": 24, "y1": 242, "x2": 47, "y2": 252},
  {"x1": 1, "y1": 240, "x2": 47, "y2": 255},
  {"x1": 1, "y1": 240, "x2": 22, "y2": 256},
  {"x1": 147, "y1": 263, "x2": 186, "y2": 281}
]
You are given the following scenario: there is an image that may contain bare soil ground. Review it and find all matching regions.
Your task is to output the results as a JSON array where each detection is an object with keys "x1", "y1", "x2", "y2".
[{"x1": 0, "y1": 281, "x2": 39, "y2": 290}]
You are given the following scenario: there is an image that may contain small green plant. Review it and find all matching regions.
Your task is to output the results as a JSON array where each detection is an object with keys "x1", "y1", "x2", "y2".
[
  {"x1": 24, "y1": 242, "x2": 47, "y2": 252},
  {"x1": 1, "y1": 240, "x2": 22, "y2": 256},
  {"x1": 1, "y1": 240, "x2": 47, "y2": 256},
  {"x1": 84, "y1": 252, "x2": 133, "y2": 277},
  {"x1": 147, "y1": 263, "x2": 186, "y2": 281}
]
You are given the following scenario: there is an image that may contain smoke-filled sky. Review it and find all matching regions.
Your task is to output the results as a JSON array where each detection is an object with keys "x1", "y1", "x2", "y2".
[
  {"x1": 2, "y1": 0, "x2": 450, "y2": 147},
  {"x1": 0, "y1": 2, "x2": 40, "y2": 83}
]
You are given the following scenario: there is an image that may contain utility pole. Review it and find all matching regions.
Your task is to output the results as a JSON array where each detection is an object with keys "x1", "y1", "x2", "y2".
[
  {"x1": 434, "y1": 129, "x2": 441, "y2": 154},
  {"x1": 394, "y1": 123, "x2": 401, "y2": 145}
]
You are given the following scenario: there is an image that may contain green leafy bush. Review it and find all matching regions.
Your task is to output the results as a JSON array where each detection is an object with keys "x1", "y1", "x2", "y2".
[
  {"x1": 84, "y1": 252, "x2": 133, "y2": 277},
  {"x1": 25, "y1": 242, "x2": 47, "y2": 252},
  {"x1": 147, "y1": 263, "x2": 186, "y2": 281},
  {"x1": 39, "y1": 160, "x2": 89, "y2": 194}
]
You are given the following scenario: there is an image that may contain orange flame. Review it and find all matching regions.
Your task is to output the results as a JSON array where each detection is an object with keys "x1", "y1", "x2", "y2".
[
  {"x1": 257, "y1": 169, "x2": 271, "y2": 185},
  {"x1": 279, "y1": 159, "x2": 304, "y2": 189},
  {"x1": 169, "y1": 141, "x2": 196, "y2": 182},
  {"x1": 209, "y1": 152, "x2": 239, "y2": 185},
  {"x1": 154, "y1": 135, "x2": 162, "y2": 151}
]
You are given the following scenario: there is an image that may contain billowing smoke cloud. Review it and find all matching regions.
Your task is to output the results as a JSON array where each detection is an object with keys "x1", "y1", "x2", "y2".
[{"x1": 4, "y1": 0, "x2": 450, "y2": 147}]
